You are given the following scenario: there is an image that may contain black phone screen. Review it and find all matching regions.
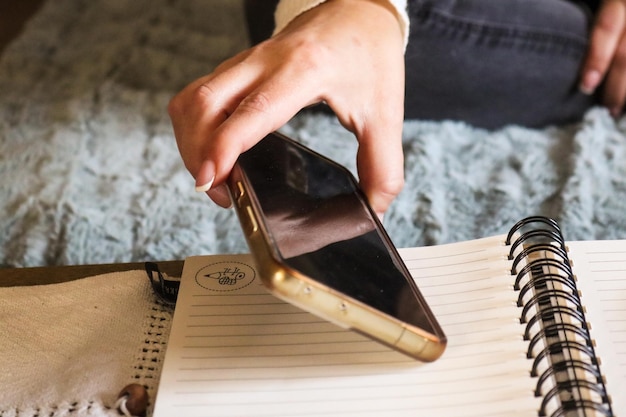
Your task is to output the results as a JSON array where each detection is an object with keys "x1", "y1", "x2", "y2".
[{"x1": 238, "y1": 134, "x2": 438, "y2": 334}]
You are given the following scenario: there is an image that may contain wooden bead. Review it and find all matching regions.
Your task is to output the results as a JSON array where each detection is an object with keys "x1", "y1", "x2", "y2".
[{"x1": 117, "y1": 383, "x2": 149, "y2": 416}]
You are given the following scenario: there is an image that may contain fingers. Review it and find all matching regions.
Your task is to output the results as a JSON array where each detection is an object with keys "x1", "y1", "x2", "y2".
[
  {"x1": 580, "y1": 0, "x2": 626, "y2": 115},
  {"x1": 169, "y1": 54, "x2": 322, "y2": 207},
  {"x1": 603, "y1": 30, "x2": 626, "y2": 115},
  {"x1": 168, "y1": 53, "x2": 253, "y2": 178},
  {"x1": 580, "y1": 0, "x2": 626, "y2": 94}
]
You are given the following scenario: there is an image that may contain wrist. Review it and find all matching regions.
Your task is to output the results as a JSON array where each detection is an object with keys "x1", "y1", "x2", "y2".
[
  {"x1": 273, "y1": 0, "x2": 328, "y2": 35},
  {"x1": 273, "y1": 0, "x2": 409, "y2": 48},
  {"x1": 364, "y1": 0, "x2": 409, "y2": 47}
]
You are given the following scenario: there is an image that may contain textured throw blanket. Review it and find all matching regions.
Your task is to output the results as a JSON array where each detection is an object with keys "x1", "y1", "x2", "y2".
[{"x1": 2, "y1": 0, "x2": 626, "y2": 269}]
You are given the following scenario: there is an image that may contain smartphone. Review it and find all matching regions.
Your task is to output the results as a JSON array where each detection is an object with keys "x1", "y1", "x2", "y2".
[{"x1": 226, "y1": 132, "x2": 446, "y2": 361}]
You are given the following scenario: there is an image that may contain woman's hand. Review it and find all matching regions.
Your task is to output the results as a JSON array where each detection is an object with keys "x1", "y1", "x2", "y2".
[
  {"x1": 580, "y1": 0, "x2": 626, "y2": 116},
  {"x1": 168, "y1": 0, "x2": 406, "y2": 216}
]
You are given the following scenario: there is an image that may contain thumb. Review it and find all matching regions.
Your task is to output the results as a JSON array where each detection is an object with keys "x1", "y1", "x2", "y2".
[{"x1": 355, "y1": 123, "x2": 405, "y2": 217}]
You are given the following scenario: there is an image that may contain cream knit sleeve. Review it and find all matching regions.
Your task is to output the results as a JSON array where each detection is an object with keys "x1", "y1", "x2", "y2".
[{"x1": 273, "y1": 0, "x2": 410, "y2": 48}]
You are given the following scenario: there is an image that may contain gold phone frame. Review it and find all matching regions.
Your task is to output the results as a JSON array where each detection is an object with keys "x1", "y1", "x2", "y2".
[{"x1": 226, "y1": 134, "x2": 446, "y2": 362}]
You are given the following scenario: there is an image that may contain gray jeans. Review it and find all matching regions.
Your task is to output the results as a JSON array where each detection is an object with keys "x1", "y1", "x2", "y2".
[{"x1": 244, "y1": 0, "x2": 598, "y2": 129}]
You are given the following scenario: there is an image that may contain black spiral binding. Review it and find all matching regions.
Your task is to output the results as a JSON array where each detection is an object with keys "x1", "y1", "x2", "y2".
[{"x1": 505, "y1": 216, "x2": 614, "y2": 417}]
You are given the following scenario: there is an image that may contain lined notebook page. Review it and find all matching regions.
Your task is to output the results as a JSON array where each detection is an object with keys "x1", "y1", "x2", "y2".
[
  {"x1": 153, "y1": 235, "x2": 538, "y2": 417},
  {"x1": 567, "y1": 240, "x2": 626, "y2": 414}
]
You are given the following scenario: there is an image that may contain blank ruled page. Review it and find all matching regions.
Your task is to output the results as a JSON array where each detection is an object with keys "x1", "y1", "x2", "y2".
[
  {"x1": 153, "y1": 236, "x2": 538, "y2": 417},
  {"x1": 566, "y1": 240, "x2": 626, "y2": 414}
]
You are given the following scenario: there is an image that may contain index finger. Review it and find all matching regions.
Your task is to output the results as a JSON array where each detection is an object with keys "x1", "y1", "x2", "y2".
[{"x1": 205, "y1": 74, "x2": 323, "y2": 188}]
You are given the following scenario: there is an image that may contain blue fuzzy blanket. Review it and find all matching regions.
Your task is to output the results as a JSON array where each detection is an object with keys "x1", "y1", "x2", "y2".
[{"x1": 2, "y1": 0, "x2": 626, "y2": 268}]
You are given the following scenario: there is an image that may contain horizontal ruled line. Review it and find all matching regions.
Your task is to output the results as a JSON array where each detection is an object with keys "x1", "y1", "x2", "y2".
[
  {"x1": 192, "y1": 292, "x2": 268, "y2": 297},
  {"x1": 186, "y1": 319, "x2": 328, "y2": 328},
  {"x1": 420, "y1": 276, "x2": 500, "y2": 287},
  {"x1": 173, "y1": 363, "x2": 520, "y2": 391},
  {"x1": 183, "y1": 329, "x2": 346, "y2": 338},
  {"x1": 188, "y1": 311, "x2": 308, "y2": 317},
  {"x1": 177, "y1": 358, "x2": 415, "y2": 372},
  {"x1": 190, "y1": 301, "x2": 286, "y2": 307},
  {"x1": 179, "y1": 348, "x2": 393, "y2": 360},
  {"x1": 403, "y1": 248, "x2": 488, "y2": 261},
  {"x1": 182, "y1": 333, "x2": 360, "y2": 346},
  {"x1": 174, "y1": 361, "x2": 511, "y2": 384},
  {"x1": 174, "y1": 384, "x2": 492, "y2": 407},
  {"x1": 429, "y1": 295, "x2": 496, "y2": 308},
  {"x1": 410, "y1": 267, "x2": 490, "y2": 279}
]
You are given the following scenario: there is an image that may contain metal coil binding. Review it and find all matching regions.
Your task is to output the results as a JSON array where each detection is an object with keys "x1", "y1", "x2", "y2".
[
  {"x1": 514, "y1": 257, "x2": 573, "y2": 290},
  {"x1": 510, "y1": 244, "x2": 570, "y2": 275},
  {"x1": 507, "y1": 216, "x2": 613, "y2": 417},
  {"x1": 534, "y1": 358, "x2": 602, "y2": 396}
]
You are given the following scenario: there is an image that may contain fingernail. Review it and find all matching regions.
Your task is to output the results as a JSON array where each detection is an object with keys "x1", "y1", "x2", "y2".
[
  {"x1": 611, "y1": 106, "x2": 622, "y2": 118},
  {"x1": 195, "y1": 177, "x2": 214, "y2": 193},
  {"x1": 208, "y1": 184, "x2": 233, "y2": 208},
  {"x1": 580, "y1": 70, "x2": 601, "y2": 95},
  {"x1": 195, "y1": 160, "x2": 216, "y2": 193}
]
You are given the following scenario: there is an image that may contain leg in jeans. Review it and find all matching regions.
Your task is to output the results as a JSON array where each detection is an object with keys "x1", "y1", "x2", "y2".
[
  {"x1": 404, "y1": 0, "x2": 598, "y2": 129},
  {"x1": 244, "y1": 0, "x2": 279, "y2": 46}
]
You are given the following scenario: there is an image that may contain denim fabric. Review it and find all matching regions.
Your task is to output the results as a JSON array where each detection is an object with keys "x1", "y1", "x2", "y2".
[
  {"x1": 404, "y1": 0, "x2": 597, "y2": 128},
  {"x1": 245, "y1": 0, "x2": 279, "y2": 45}
]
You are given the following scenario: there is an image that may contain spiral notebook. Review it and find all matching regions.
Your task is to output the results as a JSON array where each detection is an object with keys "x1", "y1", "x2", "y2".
[{"x1": 152, "y1": 217, "x2": 625, "y2": 417}]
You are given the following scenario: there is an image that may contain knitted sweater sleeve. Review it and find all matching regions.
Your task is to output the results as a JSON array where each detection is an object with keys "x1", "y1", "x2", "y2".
[{"x1": 272, "y1": 0, "x2": 410, "y2": 48}]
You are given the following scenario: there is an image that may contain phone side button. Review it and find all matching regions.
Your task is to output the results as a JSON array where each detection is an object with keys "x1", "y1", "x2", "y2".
[
  {"x1": 235, "y1": 181, "x2": 245, "y2": 203},
  {"x1": 245, "y1": 205, "x2": 259, "y2": 233}
]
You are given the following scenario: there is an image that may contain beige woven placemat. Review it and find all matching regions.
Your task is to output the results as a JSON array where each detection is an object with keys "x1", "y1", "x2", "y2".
[{"x1": 0, "y1": 271, "x2": 173, "y2": 416}]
